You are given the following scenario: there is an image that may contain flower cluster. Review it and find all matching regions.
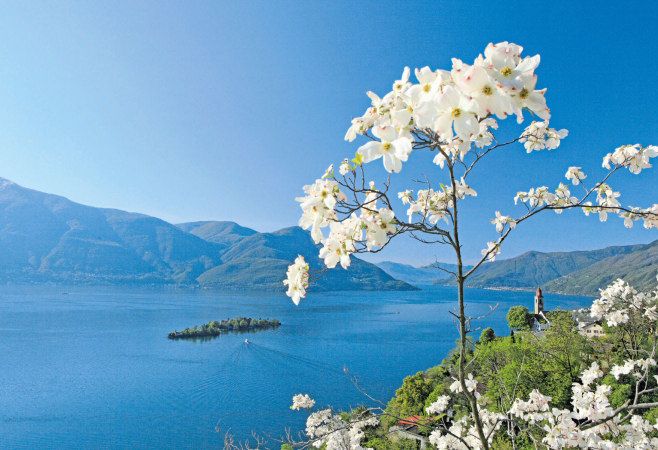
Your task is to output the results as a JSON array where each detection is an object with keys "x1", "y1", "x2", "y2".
[
  {"x1": 590, "y1": 278, "x2": 658, "y2": 327},
  {"x1": 305, "y1": 409, "x2": 378, "y2": 450},
  {"x1": 449, "y1": 373, "x2": 479, "y2": 395},
  {"x1": 283, "y1": 256, "x2": 309, "y2": 305},
  {"x1": 286, "y1": 174, "x2": 400, "y2": 303},
  {"x1": 429, "y1": 406, "x2": 504, "y2": 449},
  {"x1": 508, "y1": 360, "x2": 658, "y2": 448},
  {"x1": 401, "y1": 178, "x2": 476, "y2": 224},
  {"x1": 491, "y1": 210, "x2": 516, "y2": 233},
  {"x1": 603, "y1": 144, "x2": 658, "y2": 175},
  {"x1": 296, "y1": 178, "x2": 346, "y2": 244},
  {"x1": 345, "y1": 42, "x2": 560, "y2": 174},
  {"x1": 519, "y1": 120, "x2": 568, "y2": 153},
  {"x1": 565, "y1": 166, "x2": 587, "y2": 185},
  {"x1": 620, "y1": 204, "x2": 658, "y2": 229},
  {"x1": 290, "y1": 393, "x2": 316, "y2": 411},
  {"x1": 426, "y1": 395, "x2": 451, "y2": 415}
]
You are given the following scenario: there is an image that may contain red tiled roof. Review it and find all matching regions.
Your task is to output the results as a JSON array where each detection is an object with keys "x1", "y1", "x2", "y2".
[{"x1": 398, "y1": 415, "x2": 422, "y2": 426}]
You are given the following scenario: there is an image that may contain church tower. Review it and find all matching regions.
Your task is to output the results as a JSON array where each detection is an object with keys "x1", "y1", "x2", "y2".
[{"x1": 534, "y1": 287, "x2": 544, "y2": 315}]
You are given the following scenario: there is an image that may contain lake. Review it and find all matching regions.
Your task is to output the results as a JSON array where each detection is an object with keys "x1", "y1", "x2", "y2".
[{"x1": 0, "y1": 285, "x2": 593, "y2": 449}]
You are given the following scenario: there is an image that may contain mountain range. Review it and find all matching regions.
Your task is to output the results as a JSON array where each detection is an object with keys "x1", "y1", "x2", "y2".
[
  {"x1": 375, "y1": 242, "x2": 657, "y2": 295},
  {"x1": 0, "y1": 177, "x2": 412, "y2": 292},
  {"x1": 1, "y1": 177, "x2": 655, "y2": 296}
]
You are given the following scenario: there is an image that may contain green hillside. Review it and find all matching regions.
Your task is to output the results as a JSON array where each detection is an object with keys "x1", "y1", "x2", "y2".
[
  {"x1": 197, "y1": 227, "x2": 415, "y2": 292},
  {"x1": 545, "y1": 240, "x2": 658, "y2": 294},
  {"x1": 465, "y1": 244, "x2": 647, "y2": 291}
]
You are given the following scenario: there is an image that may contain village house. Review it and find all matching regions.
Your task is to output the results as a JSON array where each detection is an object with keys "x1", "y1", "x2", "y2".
[
  {"x1": 572, "y1": 308, "x2": 606, "y2": 338},
  {"x1": 388, "y1": 416, "x2": 429, "y2": 449}
]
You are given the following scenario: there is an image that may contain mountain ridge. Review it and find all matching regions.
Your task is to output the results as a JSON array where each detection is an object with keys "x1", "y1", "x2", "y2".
[
  {"x1": 1, "y1": 177, "x2": 654, "y2": 295},
  {"x1": 376, "y1": 241, "x2": 656, "y2": 294},
  {"x1": 0, "y1": 177, "x2": 413, "y2": 292}
]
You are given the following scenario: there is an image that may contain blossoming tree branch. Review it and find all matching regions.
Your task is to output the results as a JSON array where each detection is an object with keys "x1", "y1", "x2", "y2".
[{"x1": 282, "y1": 42, "x2": 658, "y2": 449}]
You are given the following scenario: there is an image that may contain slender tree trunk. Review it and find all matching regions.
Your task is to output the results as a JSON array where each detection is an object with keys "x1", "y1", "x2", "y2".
[{"x1": 448, "y1": 161, "x2": 489, "y2": 449}]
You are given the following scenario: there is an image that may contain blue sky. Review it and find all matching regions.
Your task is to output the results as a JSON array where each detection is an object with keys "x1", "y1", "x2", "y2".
[{"x1": 0, "y1": 1, "x2": 656, "y2": 264}]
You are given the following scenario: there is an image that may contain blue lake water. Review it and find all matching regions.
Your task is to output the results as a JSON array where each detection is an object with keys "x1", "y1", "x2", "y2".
[{"x1": 0, "y1": 285, "x2": 592, "y2": 449}]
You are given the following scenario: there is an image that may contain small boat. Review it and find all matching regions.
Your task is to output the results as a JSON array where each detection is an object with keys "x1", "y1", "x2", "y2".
[{"x1": 244, "y1": 339, "x2": 250, "y2": 345}]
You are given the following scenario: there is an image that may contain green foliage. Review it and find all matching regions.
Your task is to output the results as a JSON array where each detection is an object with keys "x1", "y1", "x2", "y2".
[
  {"x1": 474, "y1": 310, "x2": 589, "y2": 412},
  {"x1": 167, "y1": 317, "x2": 281, "y2": 339},
  {"x1": 280, "y1": 444, "x2": 294, "y2": 450},
  {"x1": 371, "y1": 298, "x2": 656, "y2": 448},
  {"x1": 643, "y1": 407, "x2": 658, "y2": 425},
  {"x1": 385, "y1": 371, "x2": 435, "y2": 420},
  {"x1": 364, "y1": 437, "x2": 419, "y2": 450},
  {"x1": 506, "y1": 306, "x2": 532, "y2": 331},
  {"x1": 480, "y1": 327, "x2": 496, "y2": 344}
]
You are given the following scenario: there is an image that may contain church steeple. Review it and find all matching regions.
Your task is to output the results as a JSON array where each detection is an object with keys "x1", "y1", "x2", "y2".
[{"x1": 534, "y1": 287, "x2": 544, "y2": 315}]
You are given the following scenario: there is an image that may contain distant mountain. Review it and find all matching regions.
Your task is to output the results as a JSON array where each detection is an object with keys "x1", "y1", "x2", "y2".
[
  {"x1": 0, "y1": 177, "x2": 413, "y2": 292},
  {"x1": 376, "y1": 261, "x2": 463, "y2": 286},
  {"x1": 198, "y1": 226, "x2": 414, "y2": 292},
  {"x1": 177, "y1": 221, "x2": 257, "y2": 246},
  {"x1": 545, "y1": 240, "x2": 658, "y2": 295},
  {"x1": 465, "y1": 242, "x2": 656, "y2": 294},
  {"x1": 0, "y1": 178, "x2": 224, "y2": 284}
]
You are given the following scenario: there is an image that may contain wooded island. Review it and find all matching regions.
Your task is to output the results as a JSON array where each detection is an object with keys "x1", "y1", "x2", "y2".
[{"x1": 168, "y1": 317, "x2": 280, "y2": 339}]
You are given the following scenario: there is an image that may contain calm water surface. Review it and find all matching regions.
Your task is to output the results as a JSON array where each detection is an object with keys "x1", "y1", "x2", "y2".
[{"x1": 0, "y1": 285, "x2": 592, "y2": 449}]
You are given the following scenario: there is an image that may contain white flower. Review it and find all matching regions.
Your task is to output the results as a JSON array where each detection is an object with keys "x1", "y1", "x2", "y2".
[
  {"x1": 581, "y1": 362, "x2": 603, "y2": 387},
  {"x1": 452, "y1": 58, "x2": 512, "y2": 119},
  {"x1": 426, "y1": 395, "x2": 451, "y2": 415},
  {"x1": 491, "y1": 211, "x2": 516, "y2": 233},
  {"x1": 392, "y1": 66, "x2": 411, "y2": 94},
  {"x1": 482, "y1": 241, "x2": 501, "y2": 262},
  {"x1": 305, "y1": 408, "x2": 378, "y2": 450},
  {"x1": 291, "y1": 393, "x2": 316, "y2": 410},
  {"x1": 397, "y1": 190, "x2": 413, "y2": 205},
  {"x1": 338, "y1": 159, "x2": 351, "y2": 176},
  {"x1": 454, "y1": 178, "x2": 477, "y2": 199},
  {"x1": 520, "y1": 121, "x2": 568, "y2": 152},
  {"x1": 356, "y1": 125, "x2": 412, "y2": 173},
  {"x1": 450, "y1": 373, "x2": 478, "y2": 394},
  {"x1": 473, "y1": 118, "x2": 498, "y2": 148},
  {"x1": 565, "y1": 166, "x2": 587, "y2": 185},
  {"x1": 514, "y1": 186, "x2": 556, "y2": 208},
  {"x1": 433, "y1": 85, "x2": 479, "y2": 141},
  {"x1": 283, "y1": 256, "x2": 310, "y2": 305},
  {"x1": 364, "y1": 208, "x2": 397, "y2": 250},
  {"x1": 595, "y1": 183, "x2": 620, "y2": 222},
  {"x1": 602, "y1": 144, "x2": 658, "y2": 174},
  {"x1": 296, "y1": 178, "x2": 346, "y2": 243}
]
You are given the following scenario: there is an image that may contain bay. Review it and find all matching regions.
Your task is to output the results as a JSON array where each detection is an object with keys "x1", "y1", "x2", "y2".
[{"x1": 0, "y1": 285, "x2": 592, "y2": 449}]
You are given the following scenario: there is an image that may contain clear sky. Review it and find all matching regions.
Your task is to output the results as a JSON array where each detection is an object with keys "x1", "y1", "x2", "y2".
[{"x1": 0, "y1": 1, "x2": 656, "y2": 264}]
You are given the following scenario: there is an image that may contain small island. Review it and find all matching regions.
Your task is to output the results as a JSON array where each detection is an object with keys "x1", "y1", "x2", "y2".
[{"x1": 168, "y1": 317, "x2": 281, "y2": 340}]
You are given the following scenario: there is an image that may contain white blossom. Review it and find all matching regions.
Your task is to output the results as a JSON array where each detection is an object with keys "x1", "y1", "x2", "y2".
[
  {"x1": 602, "y1": 144, "x2": 658, "y2": 174},
  {"x1": 357, "y1": 125, "x2": 412, "y2": 173},
  {"x1": 338, "y1": 159, "x2": 351, "y2": 176},
  {"x1": 284, "y1": 256, "x2": 310, "y2": 305},
  {"x1": 519, "y1": 121, "x2": 568, "y2": 152},
  {"x1": 565, "y1": 166, "x2": 587, "y2": 185},
  {"x1": 491, "y1": 211, "x2": 516, "y2": 233},
  {"x1": 481, "y1": 241, "x2": 501, "y2": 262},
  {"x1": 291, "y1": 393, "x2": 316, "y2": 410},
  {"x1": 426, "y1": 395, "x2": 451, "y2": 415}
]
